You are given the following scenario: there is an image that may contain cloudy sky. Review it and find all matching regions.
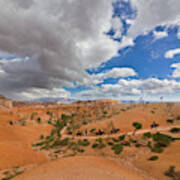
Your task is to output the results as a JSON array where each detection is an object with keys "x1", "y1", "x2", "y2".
[{"x1": 0, "y1": 0, "x2": 180, "y2": 101}]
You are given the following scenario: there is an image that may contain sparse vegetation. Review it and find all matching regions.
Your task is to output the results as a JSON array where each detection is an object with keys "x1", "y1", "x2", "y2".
[
  {"x1": 36, "y1": 117, "x2": 41, "y2": 123},
  {"x1": 132, "y1": 122, "x2": 142, "y2": 135},
  {"x1": 148, "y1": 155, "x2": 159, "y2": 161},
  {"x1": 167, "y1": 119, "x2": 174, "y2": 124},
  {"x1": 78, "y1": 139, "x2": 90, "y2": 146},
  {"x1": 143, "y1": 132, "x2": 151, "y2": 138},
  {"x1": 111, "y1": 144, "x2": 123, "y2": 155},
  {"x1": 170, "y1": 127, "x2": 180, "y2": 133},
  {"x1": 9, "y1": 121, "x2": 13, "y2": 126}
]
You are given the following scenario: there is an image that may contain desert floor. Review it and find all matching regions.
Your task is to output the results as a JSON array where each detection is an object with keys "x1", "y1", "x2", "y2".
[{"x1": 0, "y1": 101, "x2": 180, "y2": 180}]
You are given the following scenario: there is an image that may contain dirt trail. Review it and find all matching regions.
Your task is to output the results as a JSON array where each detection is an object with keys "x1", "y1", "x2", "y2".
[{"x1": 62, "y1": 125, "x2": 180, "y2": 140}]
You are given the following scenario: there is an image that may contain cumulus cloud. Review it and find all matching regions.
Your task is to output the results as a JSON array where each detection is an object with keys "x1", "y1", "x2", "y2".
[
  {"x1": 153, "y1": 30, "x2": 168, "y2": 40},
  {"x1": 171, "y1": 63, "x2": 180, "y2": 78},
  {"x1": 0, "y1": 0, "x2": 120, "y2": 100},
  {"x1": 91, "y1": 67, "x2": 137, "y2": 85},
  {"x1": 165, "y1": 48, "x2": 180, "y2": 58},
  {"x1": 77, "y1": 78, "x2": 180, "y2": 99},
  {"x1": 119, "y1": 36, "x2": 134, "y2": 49},
  {"x1": 177, "y1": 27, "x2": 180, "y2": 39},
  {"x1": 111, "y1": 16, "x2": 123, "y2": 38},
  {"x1": 128, "y1": 0, "x2": 180, "y2": 39}
]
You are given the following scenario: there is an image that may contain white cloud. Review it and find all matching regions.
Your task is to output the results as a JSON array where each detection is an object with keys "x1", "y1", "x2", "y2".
[
  {"x1": 0, "y1": 0, "x2": 120, "y2": 100},
  {"x1": 18, "y1": 87, "x2": 71, "y2": 101},
  {"x1": 165, "y1": 48, "x2": 180, "y2": 59},
  {"x1": 111, "y1": 16, "x2": 123, "y2": 38},
  {"x1": 177, "y1": 27, "x2": 180, "y2": 39},
  {"x1": 153, "y1": 30, "x2": 168, "y2": 40},
  {"x1": 128, "y1": 0, "x2": 180, "y2": 39},
  {"x1": 119, "y1": 36, "x2": 134, "y2": 49},
  {"x1": 171, "y1": 63, "x2": 180, "y2": 78},
  {"x1": 77, "y1": 78, "x2": 180, "y2": 100},
  {"x1": 91, "y1": 67, "x2": 137, "y2": 85}
]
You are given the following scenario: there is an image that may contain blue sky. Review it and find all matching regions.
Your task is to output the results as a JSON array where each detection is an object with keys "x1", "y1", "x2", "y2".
[{"x1": 0, "y1": 0, "x2": 180, "y2": 101}]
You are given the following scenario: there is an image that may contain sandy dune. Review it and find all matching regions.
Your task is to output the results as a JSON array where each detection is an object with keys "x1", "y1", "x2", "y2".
[{"x1": 14, "y1": 156, "x2": 145, "y2": 180}]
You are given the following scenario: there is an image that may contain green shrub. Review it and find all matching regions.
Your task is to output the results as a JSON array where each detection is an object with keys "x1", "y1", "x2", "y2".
[
  {"x1": 96, "y1": 138, "x2": 103, "y2": 143},
  {"x1": 112, "y1": 144, "x2": 123, "y2": 155},
  {"x1": 122, "y1": 141, "x2": 130, "y2": 146},
  {"x1": 55, "y1": 138, "x2": 69, "y2": 147},
  {"x1": 9, "y1": 121, "x2": 13, "y2": 126},
  {"x1": 40, "y1": 135, "x2": 44, "y2": 140},
  {"x1": 152, "y1": 133, "x2": 172, "y2": 147},
  {"x1": 47, "y1": 120, "x2": 52, "y2": 124},
  {"x1": 82, "y1": 121, "x2": 88, "y2": 125},
  {"x1": 92, "y1": 143, "x2": 98, "y2": 148},
  {"x1": 133, "y1": 122, "x2": 142, "y2": 129},
  {"x1": 37, "y1": 117, "x2": 41, "y2": 123},
  {"x1": 148, "y1": 155, "x2": 159, "y2": 161},
  {"x1": 132, "y1": 122, "x2": 142, "y2": 135},
  {"x1": 90, "y1": 128, "x2": 96, "y2": 133},
  {"x1": 107, "y1": 142, "x2": 114, "y2": 146},
  {"x1": 143, "y1": 132, "x2": 151, "y2": 138},
  {"x1": 98, "y1": 143, "x2": 106, "y2": 149},
  {"x1": 77, "y1": 149, "x2": 85, "y2": 153},
  {"x1": 176, "y1": 116, "x2": 180, "y2": 120},
  {"x1": 135, "y1": 143, "x2": 140, "y2": 148},
  {"x1": 170, "y1": 127, "x2": 180, "y2": 133},
  {"x1": 78, "y1": 139, "x2": 90, "y2": 146},
  {"x1": 166, "y1": 119, "x2": 174, "y2": 124},
  {"x1": 46, "y1": 111, "x2": 51, "y2": 115},
  {"x1": 61, "y1": 114, "x2": 70, "y2": 121},
  {"x1": 103, "y1": 111, "x2": 107, "y2": 114},
  {"x1": 119, "y1": 135, "x2": 125, "y2": 141}
]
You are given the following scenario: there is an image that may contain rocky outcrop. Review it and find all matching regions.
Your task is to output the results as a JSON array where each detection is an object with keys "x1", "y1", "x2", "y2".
[{"x1": 0, "y1": 95, "x2": 13, "y2": 109}]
